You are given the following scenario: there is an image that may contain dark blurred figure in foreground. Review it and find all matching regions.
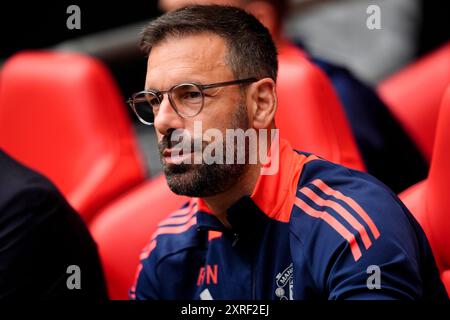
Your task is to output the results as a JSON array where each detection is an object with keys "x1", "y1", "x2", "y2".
[{"x1": 0, "y1": 149, "x2": 108, "y2": 300}]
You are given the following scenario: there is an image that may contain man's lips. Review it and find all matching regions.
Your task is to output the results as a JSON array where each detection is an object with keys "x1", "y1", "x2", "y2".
[{"x1": 163, "y1": 148, "x2": 193, "y2": 165}]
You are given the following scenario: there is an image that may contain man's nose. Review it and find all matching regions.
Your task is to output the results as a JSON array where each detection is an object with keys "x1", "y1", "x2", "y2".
[{"x1": 153, "y1": 95, "x2": 184, "y2": 136}]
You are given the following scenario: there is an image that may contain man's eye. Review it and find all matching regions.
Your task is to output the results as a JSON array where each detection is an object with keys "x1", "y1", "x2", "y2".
[
  {"x1": 149, "y1": 97, "x2": 160, "y2": 106},
  {"x1": 183, "y1": 91, "x2": 202, "y2": 100}
]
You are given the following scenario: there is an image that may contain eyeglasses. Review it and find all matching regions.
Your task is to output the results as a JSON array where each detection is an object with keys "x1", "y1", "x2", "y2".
[{"x1": 127, "y1": 78, "x2": 258, "y2": 125}]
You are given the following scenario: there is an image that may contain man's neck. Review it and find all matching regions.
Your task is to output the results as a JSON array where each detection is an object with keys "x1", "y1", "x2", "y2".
[
  {"x1": 203, "y1": 163, "x2": 261, "y2": 229},
  {"x1": 203, "y1": 126, "x2": 276, "y2": 228}
]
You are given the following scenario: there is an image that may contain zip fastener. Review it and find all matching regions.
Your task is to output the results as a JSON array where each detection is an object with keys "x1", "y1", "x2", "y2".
[
  {"x1": 230, "y1": 232, "x2": 255, "y2": 299},
  {"x1": 252, "y1": 235, "x2": 258, "y2": 300},
  {"x1": 232, "y1": 232, "x2": 239, "y2": 247},
  {"x1": 252, "y1": 254, "x2": 256, "y2": 300},
  {"x1": 231, "y1": 231, "x2": 256, "y2": 299}
]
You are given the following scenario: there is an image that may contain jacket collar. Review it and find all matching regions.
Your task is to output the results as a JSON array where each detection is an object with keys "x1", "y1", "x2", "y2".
[{"x1": 195, "y1": 138, "x2": 312, "y2": 234}]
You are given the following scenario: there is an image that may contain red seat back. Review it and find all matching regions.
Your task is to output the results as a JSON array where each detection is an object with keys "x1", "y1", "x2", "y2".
[
  {"x1": 378, "y1": 42, "x2": 450, "y2": 162},
  {"x1": 0, "y1": 51, "x2": 146, "y2": 221},
  {"x1": 276, "y1": 42, "x2": 365, "y2": 171},
  {"x1": 400, "y1": 86, "x2": 450, "y2": 295},
  {"x1": 90, "y1": 175, "x2": 188, "y2": 299},
  {"x1": 426, "y1": 86, "x2": 450, "y2": 283}
]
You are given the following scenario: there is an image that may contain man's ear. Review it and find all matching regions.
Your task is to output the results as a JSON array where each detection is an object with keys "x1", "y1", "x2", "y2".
[{"x1": 247, "y1": 78, "x2": 277, "y2": 129}]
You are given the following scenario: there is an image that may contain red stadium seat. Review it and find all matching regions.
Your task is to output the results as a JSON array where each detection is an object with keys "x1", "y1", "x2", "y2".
[
  {"x1": 0, "y1": 51, "x2": 146, "y2": 221},
  {"x1": 378, "y1": 42, "x2": 450, "y2": 163},
  {"x1": 90, "y1": 175, "x2": 188, "y2": 299},
  {"x1": 276, "y1": 42, "x2": 365, "y2": 171},
  {"x1": 400, "y1": 86, "x2": 450, "y2": 296}
]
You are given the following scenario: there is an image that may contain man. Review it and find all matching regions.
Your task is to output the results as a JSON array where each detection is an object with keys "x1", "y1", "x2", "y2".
[
  {"x1": 0, "y1": 149, "x2": 108, "y2": 300},
  {"x1": 130, "y1": 5, "x2": 447, "y2": 300},
  {"x1": 159, "y1": 0, "x2": 428, "y2": 194}
]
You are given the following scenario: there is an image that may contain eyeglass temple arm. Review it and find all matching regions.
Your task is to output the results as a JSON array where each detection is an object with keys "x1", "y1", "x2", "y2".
[
  {"x1": 200, "y1": 78, "x2": 258, "y2": 90},
  {"x1": 127, "y1": 78, "x2": 258, "y2": 104}
]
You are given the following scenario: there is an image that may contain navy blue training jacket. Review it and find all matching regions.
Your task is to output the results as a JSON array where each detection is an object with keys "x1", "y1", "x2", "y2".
[{"x1": 131, "y1": 139, "x2": 447, "y2": 300}]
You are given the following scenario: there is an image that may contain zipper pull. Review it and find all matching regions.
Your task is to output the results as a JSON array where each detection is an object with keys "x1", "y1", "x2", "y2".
[{"x1": 232, "y1": 232, "x2": 239, "y2": 247}]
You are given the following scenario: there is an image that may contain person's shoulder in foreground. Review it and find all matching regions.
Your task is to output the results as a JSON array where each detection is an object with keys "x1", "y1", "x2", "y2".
[
  {"x1": 132, "y1": 138, "x2": 448, "y2": 300},
  {"x1": 0, "y1": 149, "x2": 108, "y2": 300}
]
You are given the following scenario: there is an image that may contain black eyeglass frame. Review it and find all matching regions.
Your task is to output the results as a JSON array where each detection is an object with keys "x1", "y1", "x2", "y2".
[{"x1": 127, "y1": 77, "x2": 258, "y2": 125}]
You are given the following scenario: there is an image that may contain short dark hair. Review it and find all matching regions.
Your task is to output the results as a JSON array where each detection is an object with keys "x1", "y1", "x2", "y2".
[{"x1": 140, "y1": 5, "x2": 278, "y2": 82}]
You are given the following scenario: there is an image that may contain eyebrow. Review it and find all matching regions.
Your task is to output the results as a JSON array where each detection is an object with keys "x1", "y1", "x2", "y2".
[
  {"x1": 145, "y1": 77, "x2": 213, "y2": 92},
  {"x1": 144, "y1": 83, "x2": 193, "y2": 92}
]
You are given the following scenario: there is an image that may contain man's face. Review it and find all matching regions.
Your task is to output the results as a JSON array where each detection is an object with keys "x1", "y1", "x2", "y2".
[{"x1": 146, "y1": 33, "x2": 250, "y2": 197}]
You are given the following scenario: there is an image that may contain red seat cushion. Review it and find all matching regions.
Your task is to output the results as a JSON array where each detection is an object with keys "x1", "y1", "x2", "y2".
[
  {"x1": 90, "y1": 175, "x2": 188, "y2": 299},
  {"x1": 0, "y1": 51, "x2": 146, "y2": 221},
  {"x1": 378, "y1": 42, "x2": 450, "y2": 162},
  {"x1": 426, "y1": 86, "x2": 450, "y2": 272},
  {"x1": 400, "y1": 86, "x2": 450, "y2": 295}
]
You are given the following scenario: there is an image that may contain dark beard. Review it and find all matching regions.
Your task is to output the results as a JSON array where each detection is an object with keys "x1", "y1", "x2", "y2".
[{"x1": 158, "y1": 103, "x2": 249, "y2": 197}]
